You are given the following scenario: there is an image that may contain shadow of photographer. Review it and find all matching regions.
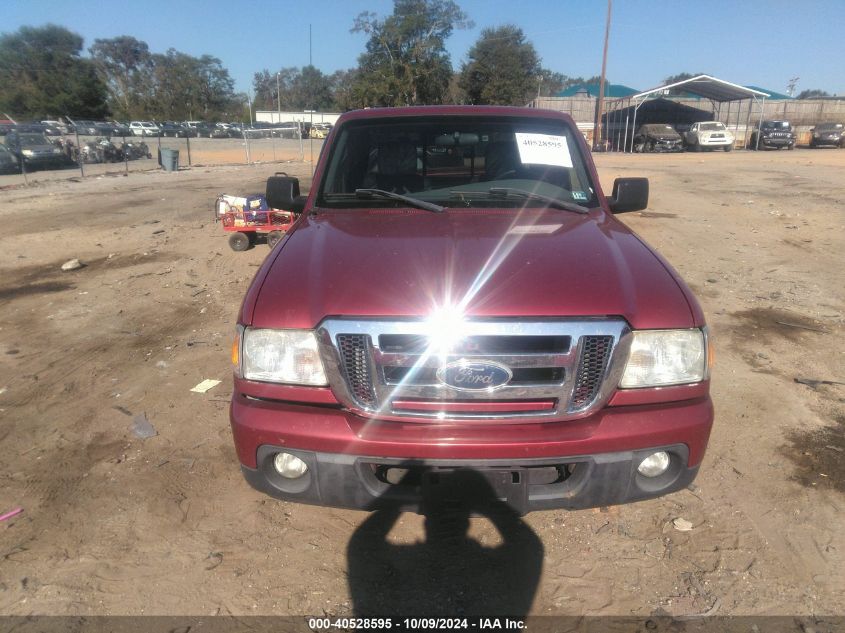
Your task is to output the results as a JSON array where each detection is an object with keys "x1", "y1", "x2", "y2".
[{"x1": 347, "y1": 467, "x2": 544, "y2": 617}]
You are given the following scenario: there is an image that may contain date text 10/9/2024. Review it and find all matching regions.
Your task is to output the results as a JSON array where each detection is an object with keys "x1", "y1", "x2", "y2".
[{"x1": 307, "y1": 618, "x2": 526, "y2": 631}]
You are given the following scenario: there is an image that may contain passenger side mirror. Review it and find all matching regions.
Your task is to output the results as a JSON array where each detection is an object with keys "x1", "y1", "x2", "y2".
[
  {"x1": 266, "y1": 173, "x2": 306, "y2": 214},
  {"x1": 608, "y1": 177, "x2": 649, "y2": 214}
]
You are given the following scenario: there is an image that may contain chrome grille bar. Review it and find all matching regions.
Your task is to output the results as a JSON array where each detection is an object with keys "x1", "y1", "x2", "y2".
[{"x1": 317, "y1": 318, "x2": 631, "y2": 421}]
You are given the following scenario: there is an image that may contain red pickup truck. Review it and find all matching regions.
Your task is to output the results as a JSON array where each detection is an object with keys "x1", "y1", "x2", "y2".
[{"x1": 229, "y1": 106, "x2": 713, "y2": 514}]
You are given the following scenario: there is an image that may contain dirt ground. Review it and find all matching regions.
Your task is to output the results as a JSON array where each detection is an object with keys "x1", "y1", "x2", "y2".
[{"x1": 0, "y1": 147, "x2": 843, "y2": 618}]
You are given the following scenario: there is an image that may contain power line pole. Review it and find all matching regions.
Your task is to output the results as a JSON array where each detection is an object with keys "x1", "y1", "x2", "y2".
[
  {"x1": 593, "y1": 0, "x2": 612, "y2": 150},
  {"x1": 276, "y1": 72, "x2": 282, "y2": 124}
]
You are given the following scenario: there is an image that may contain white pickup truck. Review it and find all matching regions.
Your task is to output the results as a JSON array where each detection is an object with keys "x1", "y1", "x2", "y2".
[{"x1": 683, "y1": 121, "x2": 735, "y2": 152}]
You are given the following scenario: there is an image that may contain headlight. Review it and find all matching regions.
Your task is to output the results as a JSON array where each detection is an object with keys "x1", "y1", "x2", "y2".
[
  {"x1": 21, "y1": 149, "x2": 34, "y2": 156},
  {"x1": 620, "y1": 329, "x2": 706, "y2": 388},
  {"x1": 241, "y1": 328, "x2": 327, "y2": 385}
]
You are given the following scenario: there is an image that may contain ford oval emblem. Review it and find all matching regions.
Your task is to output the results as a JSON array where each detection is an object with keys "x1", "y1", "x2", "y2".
[{"x1": 436, "y1": 359, "x2": 513, "y2": 392}]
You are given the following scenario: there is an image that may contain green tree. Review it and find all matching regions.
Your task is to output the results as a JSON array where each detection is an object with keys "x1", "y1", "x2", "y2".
[
  {"x1": 253, "y1": 66, "x2": 335, "y2": 112},
  {"x1": 89, "y1": 36, "x2": 151, "y2": 119},
  {"x1": 459, "y1": 25, "x2": 540, "y2": 105},
  {"x1": 328, "y1": 68, "x2": 361, "y2": 111},
  {"x1": 0, "y1": 24, "x2": 109, "y2": 119},
  {"x1": 147, "y1": 49, "x2": 237, "y2": 120},
  {"x1": 253, "y1": 67, "x2": 299, "y2": 111},
  {"x1": 289, "y1": 66, "x2": 334, "y2": 110},
  {"x1": 796, "y1": 89, "x2": 830, "y2": 99},
  {"x1": 351, "y1": 0, "x2": 472, "y2": 106}
]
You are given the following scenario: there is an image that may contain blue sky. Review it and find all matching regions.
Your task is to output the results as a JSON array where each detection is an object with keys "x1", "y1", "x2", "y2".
[{"x1": 6, "y1": 0, "x2": 845, "y2": 97}]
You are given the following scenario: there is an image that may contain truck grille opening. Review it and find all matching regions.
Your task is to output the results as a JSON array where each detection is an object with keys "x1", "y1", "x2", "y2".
[
  {"x1": 368, "y1": 463, "x2": 577, "y2": 487},
  {"x1": 570, "y1": 335, "x2": 613, "y2": 410},
  {"x1": 378, "y1": 334, "x2": 570, "y2": 355},
  {"x1": 336, "y1": 334, "x2": 376, "y2": 407}
]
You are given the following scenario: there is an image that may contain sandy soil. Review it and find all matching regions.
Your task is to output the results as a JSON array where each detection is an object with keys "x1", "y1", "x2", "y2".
[{"x1": 0, "y1": 148, "x2": 843, "y2": 617}]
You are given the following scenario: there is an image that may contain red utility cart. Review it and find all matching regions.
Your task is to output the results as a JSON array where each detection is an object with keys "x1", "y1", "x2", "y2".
[{"x1": 215, "y1": 193, "x2": 295, "y2": 251}]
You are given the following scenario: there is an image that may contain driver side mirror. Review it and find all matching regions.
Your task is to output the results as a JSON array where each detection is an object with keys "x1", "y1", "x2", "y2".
[
  {"x1": 608, "y1": 177, "x2": 649, "y2": 214},
  {"x1": 266, "y1": 173, "x2": 306, "y2": 214}
]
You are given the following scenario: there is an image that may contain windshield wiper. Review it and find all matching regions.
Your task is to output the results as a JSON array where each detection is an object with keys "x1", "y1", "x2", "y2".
[
  {"x1": 354, "y1": 188, "x2": 444, "y2": 213},
  {"x1": 487, "y1": 188, "x2": 589, "y2": 214}
]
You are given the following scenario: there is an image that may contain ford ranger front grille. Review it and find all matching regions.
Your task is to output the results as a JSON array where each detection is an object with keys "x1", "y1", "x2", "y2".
[{"x1": 319, "y1": 319, "x2": 631, "y2": 421}]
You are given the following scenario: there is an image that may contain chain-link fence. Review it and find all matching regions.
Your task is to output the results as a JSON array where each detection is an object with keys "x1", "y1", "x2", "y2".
[{"x1": 0, "y1": 131, "x2": 322, "y2": 188}]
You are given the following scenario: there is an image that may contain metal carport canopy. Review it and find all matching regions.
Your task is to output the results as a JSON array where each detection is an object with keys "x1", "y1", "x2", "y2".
[
  {"x1": 630, "y1": 75, "x2": 770, "y2": 101},
  {"x1": 608, "y1": 75, "x2": 772, "y2": 152}
]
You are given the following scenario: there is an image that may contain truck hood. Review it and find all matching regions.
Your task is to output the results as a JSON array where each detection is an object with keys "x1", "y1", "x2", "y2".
[{"x1": 248, "y1": 208, "x2": 697, "y2": 330}]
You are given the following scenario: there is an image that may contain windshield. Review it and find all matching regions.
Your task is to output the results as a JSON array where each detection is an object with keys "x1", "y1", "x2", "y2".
[
  {"x1": 699, "y1": 122, "x2": 726, "y2": 131},
  {"x1": 641, "y1": 124, "x2": 678, "y2": 135},
  {"x1": 762, "y1": 121, "x2": 790, "y2": 129},
  {"x1": 17, "y1": 134, "x2": 51, "y2": 147},
  {"x1": 817, "y1": 123, "x2": 843, "y2": 130},
  {"x1": 317, "y1": 116, "x2": 596, "y2": 209}
]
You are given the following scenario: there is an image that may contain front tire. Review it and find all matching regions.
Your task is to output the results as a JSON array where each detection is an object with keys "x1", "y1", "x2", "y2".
[
  {"x1": 723, "y1": 144, "x2": 733, "y2": 152},
  {"x1": 228, "y1": 232, "x2": 251, "y2": 251}
]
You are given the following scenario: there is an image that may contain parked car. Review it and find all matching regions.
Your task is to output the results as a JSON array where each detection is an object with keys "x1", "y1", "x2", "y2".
[
  {"x1": 633, "y1": 124, "x2": 684, "y2": 152},
  {"x1": 809, "y1": 122, "x2": 844, "y2": 148},
  {"x1": 129, "y1": 121, "x2": 161, "y2": 137},
  {"x1": 245, "y1": 122, "x2": 272, "y2": 138},
  {"x1": 192, "y1": 122, "x2": 218, "y2": 138},
  {"x1": 683, "y1": 121, "x2": 735, "y2": 152},
  {"x1": 309, "y1": 124, "x2": 330, "y2": 139},
  {"x1": 4, "y1": 130, "x2": 73, "y2": 170},
  {"x1": 71, "y1": 120, "x2": 100, "y2": 136},
  {"x1": 160, "y1": 122, "x2": 196, "y2": 138},
  {"x1": 748, "y1": 120, "x2": 795, "y2": 150},
  {"x1": 227, "y1": 124, "x2": 245, "y2": 138},
  {"x1": 41, "y1": 120, "x2": 69, "y2": 135},
  {"x1": 210, "y1": 125, "x2": 230, "y2": 139},
  {"x1": 0, "y1": 143, "x2": 21, "y2": 174},
  {"x1": 109, "y1": 122, "x2": 133, "y2": 137},
  {"x1": 288, "y1": 122, "x2": 305, "y2": 139},
  {"x1": 229, "y1": 105, "x2": 713, "y2": 515}
]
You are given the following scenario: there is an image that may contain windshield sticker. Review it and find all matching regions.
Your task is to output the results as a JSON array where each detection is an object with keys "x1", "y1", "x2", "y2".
[
  {"x1": 572, "y1": 191, "x2": 588, "y2": 201},
  {"x1": 508, "y1": 224, "x2": 563, "y2": 235},
  {"x1": 514, "y1": 133, "x2": 573, "y2": 168}
]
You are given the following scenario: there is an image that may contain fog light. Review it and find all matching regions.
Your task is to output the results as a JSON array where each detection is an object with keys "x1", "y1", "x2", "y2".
[
  {"x1": 273, "y1": 452, "x2": 308, "y2": 479},
  {"x1": 637, "y1": 451, "x2": 671, "y2": 477}
]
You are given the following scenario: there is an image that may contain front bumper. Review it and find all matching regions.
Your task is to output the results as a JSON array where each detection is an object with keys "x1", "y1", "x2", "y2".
[
  {"x1": 241, "y1": 444, "x2": 698, "y2": 514},
  {"x1": 231, "y1": 393, "x2": 712, "y2": 513},
  {"x1": 698, "y1": 137, "x2": 733, "y2": 147},
  {"x1": 759, "y1": 137, "x2": 793, "y2": 147},
  {"x1": 653, "y1": 141, "x2": 683, "y2": 152}
]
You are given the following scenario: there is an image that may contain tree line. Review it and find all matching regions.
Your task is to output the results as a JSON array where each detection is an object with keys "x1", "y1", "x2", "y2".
[
  {"x1": 8, "y1": 1, "x2": 825, "y2": 122},
  {"x1": 251, "y1": 0, "x2": 597, "y2": 112},
  {"x1": 0, "y1": 25, "x2": 243, "y2": 121}
]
